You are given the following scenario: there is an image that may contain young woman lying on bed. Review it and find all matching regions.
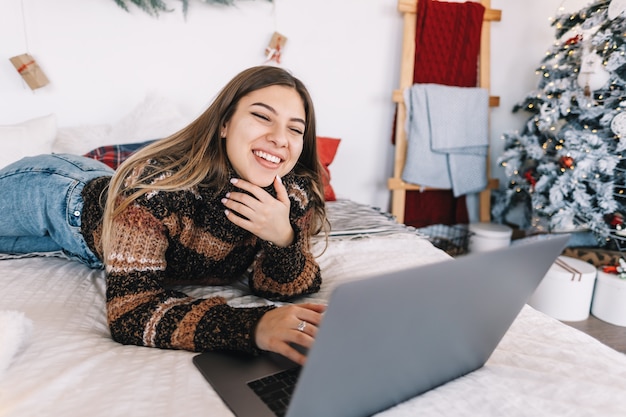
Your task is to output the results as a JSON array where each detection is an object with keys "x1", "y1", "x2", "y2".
[{"x1": 0, "y1": 65, "x2": 327, "y2": 366}]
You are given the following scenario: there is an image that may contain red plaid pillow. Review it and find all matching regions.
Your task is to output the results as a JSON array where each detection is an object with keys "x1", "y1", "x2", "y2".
[{"x1": 83, "y1": 140, "x2": 156, "y2": 170}]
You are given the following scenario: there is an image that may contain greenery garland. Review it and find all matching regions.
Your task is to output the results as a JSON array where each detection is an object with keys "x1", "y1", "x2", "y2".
[{"x1": 113, "y1": 0, "x2": 272, "y2": 17}]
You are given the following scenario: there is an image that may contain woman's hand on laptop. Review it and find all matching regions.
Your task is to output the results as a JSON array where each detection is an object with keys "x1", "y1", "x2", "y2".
[{"x1": 255, "y1": 303, "x2": 326, "y2": 366}]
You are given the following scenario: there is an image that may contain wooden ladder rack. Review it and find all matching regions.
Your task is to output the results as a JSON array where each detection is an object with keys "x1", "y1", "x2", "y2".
[{"x1": 388, "y1": 0, "x2": 501, "y2": 224}]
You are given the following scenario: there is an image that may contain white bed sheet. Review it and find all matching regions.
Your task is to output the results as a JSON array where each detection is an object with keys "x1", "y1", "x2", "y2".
[{"x1": 1, "y1": 203, "x2": 626, "y2": 417}]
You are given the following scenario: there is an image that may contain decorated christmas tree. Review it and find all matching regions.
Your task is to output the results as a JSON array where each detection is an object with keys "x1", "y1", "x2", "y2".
[{"x1": 492, "y1": 0, "x2": 626, "y2": 249}]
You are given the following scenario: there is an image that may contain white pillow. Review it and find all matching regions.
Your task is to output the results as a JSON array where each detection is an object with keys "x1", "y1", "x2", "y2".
[
  {"x1": 107, "y1": 93, "x2": 189, "y2": 145},
  {"x1": 52, "y1": 94, "x2": 189, "y2": 155},
  {"x1": 0, "y1": 114, "x2": 57, "y2": 169},
  {"x1": 52, "y1": 124, "x2": 112, "y2": 155}
]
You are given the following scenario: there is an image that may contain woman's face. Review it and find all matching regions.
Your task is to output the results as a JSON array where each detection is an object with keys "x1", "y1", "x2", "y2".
[{"x1": 223, "y1": 85, "x2": 306, "y2": 187}]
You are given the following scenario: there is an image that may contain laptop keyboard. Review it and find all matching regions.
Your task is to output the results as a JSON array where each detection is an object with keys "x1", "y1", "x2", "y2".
[{"x1": 247, "y1": 367, "x2": 301, "y2": 417}]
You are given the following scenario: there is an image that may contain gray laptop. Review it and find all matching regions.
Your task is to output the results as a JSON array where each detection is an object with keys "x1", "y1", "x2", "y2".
[{"x1": 193, "y1": 234, "x2": 569, "y2": 417}]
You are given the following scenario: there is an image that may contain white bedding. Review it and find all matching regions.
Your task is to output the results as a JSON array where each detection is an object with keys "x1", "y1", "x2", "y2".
[{"x1": 1, "y1": 200, "x2": 626, "y2": 417}]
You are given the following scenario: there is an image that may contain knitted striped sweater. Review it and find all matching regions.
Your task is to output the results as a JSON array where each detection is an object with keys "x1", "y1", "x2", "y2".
[{"x1": 81, "y1": 162, "x2": 322, "y2": 355}]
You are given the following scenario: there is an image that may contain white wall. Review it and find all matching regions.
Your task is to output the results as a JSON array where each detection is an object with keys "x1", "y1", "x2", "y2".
[{"x1": 0, "y1": 0, "x2": 578, "y2": 213}]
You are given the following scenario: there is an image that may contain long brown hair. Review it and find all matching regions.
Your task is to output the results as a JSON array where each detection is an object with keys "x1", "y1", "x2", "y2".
[{"x1": 100, "y1": 66, "x2": 327, "y2": 263}]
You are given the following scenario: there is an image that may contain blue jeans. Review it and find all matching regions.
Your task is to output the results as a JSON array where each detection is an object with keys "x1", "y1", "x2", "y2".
[{"x1": 0, "y1": 154, "x2": 114, "y2": 268}]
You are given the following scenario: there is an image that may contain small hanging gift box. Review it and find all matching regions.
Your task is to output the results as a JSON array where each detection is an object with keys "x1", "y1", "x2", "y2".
[
  {"x1": 265, "y1": 32, "x2": 287, "y2": 64},
  {"x1": 9, "y1": 53, "x2": 49, "y2": 90}
]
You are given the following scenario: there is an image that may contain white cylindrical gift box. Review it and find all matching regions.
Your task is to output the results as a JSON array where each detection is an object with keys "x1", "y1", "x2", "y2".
[
  {"x1": 528, "y1": 256, "x2": 597, "y2": 321},
  {"x1": 592, "y1": 269, "x2": 626, "y2": 327},
  {"x1": 468, "y1": 223, "x2": 512, "y2": 253}
]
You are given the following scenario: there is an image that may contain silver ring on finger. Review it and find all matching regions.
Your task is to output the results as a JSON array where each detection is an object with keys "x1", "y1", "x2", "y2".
[{"x1": 297, "y1": 320, "x2": 307, "y2": 332}]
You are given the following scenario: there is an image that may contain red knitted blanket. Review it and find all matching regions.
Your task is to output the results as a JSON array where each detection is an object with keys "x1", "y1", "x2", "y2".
[{"x1": 413, "y1": 0, "x2": 485, "y2": 86}]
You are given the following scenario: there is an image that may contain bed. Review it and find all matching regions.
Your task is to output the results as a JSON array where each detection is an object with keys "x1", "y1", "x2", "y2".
[{"x1": 2, "y1": 98, "x2": 626, "y2": 417}]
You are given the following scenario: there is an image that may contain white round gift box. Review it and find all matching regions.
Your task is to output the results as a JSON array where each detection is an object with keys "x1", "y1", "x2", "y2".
[
  {"x1": 528, "y1": 255, "x2": 597, "y2": 321},
  {"x1": 592, "y1": 269, "x2": 626, "y2": 327},
  {"x1": 468, "y1": 223, "x2": 512, "y2": 253}
]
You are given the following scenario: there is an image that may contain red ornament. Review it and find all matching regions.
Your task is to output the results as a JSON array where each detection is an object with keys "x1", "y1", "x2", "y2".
[
  {"x1": 565, "y1": 34, "x2": 582, "y2": 46},
  {"x1": 609, "y1": 213, "x2": 624, "y2": 227},
  {"x1": 523, "y1": 169, "x2": 537, "y2": 188},
  {"x1": 559, "y1": 156, "x2": 575, "y2": 169}
]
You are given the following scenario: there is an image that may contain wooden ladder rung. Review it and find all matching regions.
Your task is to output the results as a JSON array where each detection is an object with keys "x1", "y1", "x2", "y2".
[
  {"x1": 388, "y1": 175, "x2": 499, "y2": 191},
  {"x1": 392, "y1": 89, "x2": 500, "y2": 107},
  {"x1": 398, "y1": 0, "x2": 501, "y2": 22}
]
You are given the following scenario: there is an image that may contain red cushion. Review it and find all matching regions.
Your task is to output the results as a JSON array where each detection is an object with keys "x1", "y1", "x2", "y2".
[{"x1": 316, "y1": 136, "x2": 341, "y2": 201}]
